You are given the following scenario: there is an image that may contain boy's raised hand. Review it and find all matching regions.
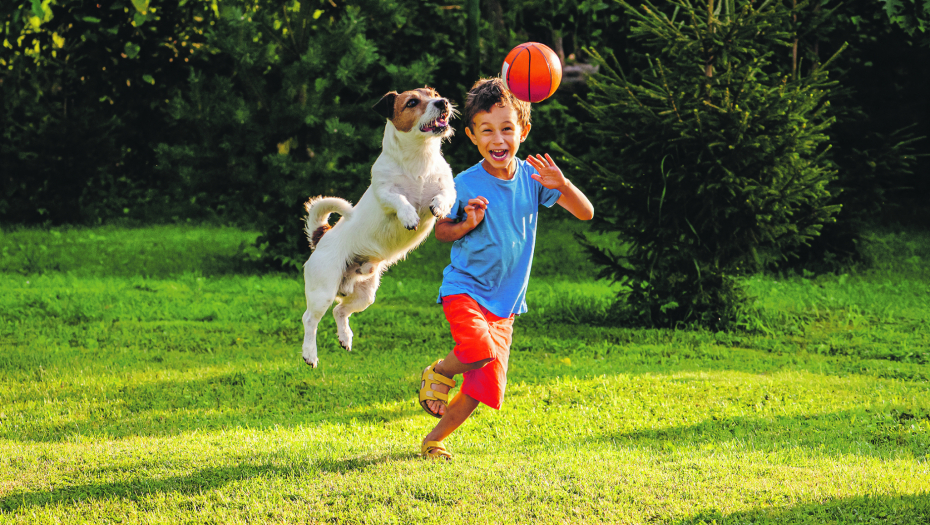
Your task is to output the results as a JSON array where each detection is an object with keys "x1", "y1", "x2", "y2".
[
  {"x1": 528, "y1": 153, "x2": 568, "y2": 190},
  {"x1": 463, "y1": 196, "x2": 489, "y2": 229}
]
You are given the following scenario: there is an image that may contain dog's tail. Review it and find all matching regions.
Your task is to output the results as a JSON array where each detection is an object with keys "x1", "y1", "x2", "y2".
[{"x1": 304, "y1": 196, "x2": 353, "y2": 250}]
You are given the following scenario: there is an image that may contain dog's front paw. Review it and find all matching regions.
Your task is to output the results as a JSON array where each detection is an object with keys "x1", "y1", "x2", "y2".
[
  {"x1": 338, "y1": 328, "x2": 353, "y2": 352},
  {"x1": 302, "y1": 344, "x2": 319, "y2": 368},
  {"x1": 398, "y1": 206, "x2": 420, "y2": 231},
  {"x1": 429, "y1": 196, "x2": 453, "y2": 219}
]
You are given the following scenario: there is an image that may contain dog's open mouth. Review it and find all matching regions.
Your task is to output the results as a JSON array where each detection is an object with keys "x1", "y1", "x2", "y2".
[
  {"x1": 420, "y1": 118, "x2": 448, "y2": 134},
  {"x1": 420, "y1": 111, "x2": 450, "y2": 134}
]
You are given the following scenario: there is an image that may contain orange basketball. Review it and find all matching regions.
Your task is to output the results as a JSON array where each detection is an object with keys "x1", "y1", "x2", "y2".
[{"x1": 502, "y1": 42, "x2": 562, "y2": 103}]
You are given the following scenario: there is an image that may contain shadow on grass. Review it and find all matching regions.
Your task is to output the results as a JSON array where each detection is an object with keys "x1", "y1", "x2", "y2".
[
  {"x1": 608, "y1": 409, "x2": 924, "y2": 459},
  {"x1": 7, "y1": 312, "x2": 927, "y2": 449},
  {"x1": 5, "y1": 361, "x2": 428, "y2": 443},
  {"x1": 674, "y1": 492, "x2": 930, "y2": 525},
  {"x1": 0, "y1": 452, "x2": 414, "y2": 513},
  {"x1": 9, "y1": 338, "x2": 929, "y2": 450},
  {"x1": 0, "y1": 225, "x2": 268, "y2": 278},
  {"x1": 515, "y1": 320, "x2": 930, "y2": 382}
]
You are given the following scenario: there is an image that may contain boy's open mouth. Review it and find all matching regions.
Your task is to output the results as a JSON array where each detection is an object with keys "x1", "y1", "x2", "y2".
[{"x1": 490, "y1": 149, "x2": 508, "y2": 161}]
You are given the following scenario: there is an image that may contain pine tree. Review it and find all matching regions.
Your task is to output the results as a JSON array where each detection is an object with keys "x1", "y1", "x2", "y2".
[{"x1": 562, "y1": 0, "x2": 844, "y2": 327}]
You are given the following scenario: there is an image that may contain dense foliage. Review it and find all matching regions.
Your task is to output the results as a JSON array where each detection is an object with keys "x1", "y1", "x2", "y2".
[
  {"x1": 785, "y1": 0, "x2": 928, "y2": 266},
  {"x1": 149, "y1": 0, "x2": 636, "y2": 268},
  {"x1": 2, "y1": 0, "x2": 927, "y2": 283},
  {"x1": 564, "y1": 0, "x2": 844, "y2": 327},
  {"x1": 0, "y1": 0, "x2": 215, "y2": 223},
  {"x1": 153, "y1": 1, "x2": 477, "y2": 268},
  {"x1": 879, "y1": 0, "x2": 930, "y2": 45}
]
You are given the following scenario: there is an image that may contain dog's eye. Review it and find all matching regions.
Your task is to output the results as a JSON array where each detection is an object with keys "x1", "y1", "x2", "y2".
[{"x1": 406, "y1": 99, "x2": 419, "y2": 108}]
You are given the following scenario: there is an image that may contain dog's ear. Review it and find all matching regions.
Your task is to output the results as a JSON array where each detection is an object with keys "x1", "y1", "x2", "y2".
[{"x1": 373, "y1": 92, "x2": 398, "y2": 120}]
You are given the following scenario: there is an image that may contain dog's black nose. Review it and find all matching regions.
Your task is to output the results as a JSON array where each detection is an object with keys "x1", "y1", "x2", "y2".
[{"x1": 433, "y1": 99, "x2": 448, "y2": 109}]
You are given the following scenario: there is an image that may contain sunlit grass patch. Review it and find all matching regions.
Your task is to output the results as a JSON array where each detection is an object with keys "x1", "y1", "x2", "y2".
[
  {"x1": 1, "y1": 223, "x2": 928, "y2": 523},
  {"x1": 0, "y1": 224, "x2": 260, "y2": 277}
]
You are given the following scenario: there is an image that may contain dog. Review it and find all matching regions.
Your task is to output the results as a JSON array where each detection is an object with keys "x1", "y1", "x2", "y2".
[{"x1": 300, "y1": 87, "x2": 456, "y2": 368}]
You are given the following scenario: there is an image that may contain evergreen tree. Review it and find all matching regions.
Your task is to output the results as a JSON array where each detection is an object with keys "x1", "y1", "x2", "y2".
[
  {"x1": 153, "y1": 0, "x2": 471, "y2": 268},
  {"x1": 562, "y1": 0, "x2": 844, "y2": 327}
]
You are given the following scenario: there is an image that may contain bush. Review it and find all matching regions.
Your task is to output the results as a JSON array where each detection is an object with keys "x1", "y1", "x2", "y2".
[
  {"x1": 153, "y1": 0, "x2": 478, "y2": 269},
  {"x1": 0, "y1": 0, "x2": 214, "y2": 224},
  {"x1": 561, "y1": 0, "x2": 843, "y2": 327}
]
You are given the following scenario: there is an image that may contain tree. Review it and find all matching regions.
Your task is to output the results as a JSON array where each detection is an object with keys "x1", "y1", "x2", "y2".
[
  {"x1": 879, "y1": 0, "x2": 930, "y2": 45},
  {"x1": 561, "y1": 0, "x2": 843, "y2": 327},
  {"x1": 153, "y1": 0, "x2": 473, "y2": 268},
  {"x1": 0, "y1": 0, "x2": 216, "y2": 223}
]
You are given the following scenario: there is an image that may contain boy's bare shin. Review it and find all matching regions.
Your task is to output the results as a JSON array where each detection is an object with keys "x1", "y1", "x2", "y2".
[
  {"x1": 424, "y1": 350, "x2": 493, "y2": 416},
  {"x1": 423, "y1": 391, "x2": 481, "y2": 445}
]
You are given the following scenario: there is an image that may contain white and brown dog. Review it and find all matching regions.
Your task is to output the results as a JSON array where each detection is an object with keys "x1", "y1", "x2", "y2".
[{"x1": 300, "y1": 87, "x2": 456, "y2": 367}]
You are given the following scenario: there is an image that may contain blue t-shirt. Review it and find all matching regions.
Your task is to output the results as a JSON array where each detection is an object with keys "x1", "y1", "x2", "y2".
[{"x1": 438, "y1": 158, "x2": 562, "y2": 318}]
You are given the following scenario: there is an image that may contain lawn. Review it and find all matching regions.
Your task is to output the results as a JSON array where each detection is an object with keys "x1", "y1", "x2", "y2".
[{"x1": 1, "y1": 222, "x2": 928, "y2": 524}]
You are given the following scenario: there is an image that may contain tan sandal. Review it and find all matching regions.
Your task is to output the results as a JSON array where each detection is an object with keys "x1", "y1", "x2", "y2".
[
  {"x1": 421, "y1": 440, "x2": 453, "y2": 460},
  {"x1": 419, "y1": 359, "x2": 456, "y2": 418}
]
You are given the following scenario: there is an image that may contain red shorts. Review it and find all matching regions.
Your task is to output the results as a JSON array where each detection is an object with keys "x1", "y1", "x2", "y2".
[{"x1": 442, "y1": 294, "x2": 515, "y2": 410}]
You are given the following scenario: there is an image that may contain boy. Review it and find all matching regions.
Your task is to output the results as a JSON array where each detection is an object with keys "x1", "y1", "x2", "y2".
[{"x1": 417, "y1": 78, "x2": 594, "y2": 459}]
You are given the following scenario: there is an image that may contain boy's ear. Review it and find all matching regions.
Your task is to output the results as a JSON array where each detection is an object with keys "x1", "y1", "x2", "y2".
[
  {"x1": 520, "y1": 123, "x2": 532, "y2": 142},
  {"x1": 464, "y1": 126, "x2": 478, "y2": 145},
  {"x1": 373, "y1": 92, "x2": 398, "y2": 120}
]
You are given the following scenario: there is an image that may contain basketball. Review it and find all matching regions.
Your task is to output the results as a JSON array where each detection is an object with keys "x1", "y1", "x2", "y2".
[{"x1": 501, "y1": 42, "x2": 562, "y2": 103}]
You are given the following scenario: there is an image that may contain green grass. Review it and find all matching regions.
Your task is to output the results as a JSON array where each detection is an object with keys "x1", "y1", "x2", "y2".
[{"x1": 1, "y1": 222, "x2": 928, "y2": 524}]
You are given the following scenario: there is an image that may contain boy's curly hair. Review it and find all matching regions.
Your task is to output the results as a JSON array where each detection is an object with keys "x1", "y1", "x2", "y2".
[{"x1": 463, "y1": 78, "x2": 532, "y2": 132}]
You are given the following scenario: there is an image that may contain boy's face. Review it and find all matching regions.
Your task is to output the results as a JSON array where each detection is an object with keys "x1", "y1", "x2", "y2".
[{"x1": 465, "y1": 103, "x2": 531, "y2": 177}]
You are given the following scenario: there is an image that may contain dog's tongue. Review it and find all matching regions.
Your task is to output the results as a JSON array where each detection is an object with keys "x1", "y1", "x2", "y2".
[{"x1": 422, "y1": 117, "x2": 448, "y2": 132}]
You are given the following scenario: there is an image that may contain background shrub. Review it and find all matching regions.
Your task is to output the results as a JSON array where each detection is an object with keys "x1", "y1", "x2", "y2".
[
  {"x1": 0, "y1": 0, "x2": 214, "y2": 224},
  {"x1": 1, "y1": 0, "x2": 927, "y2": 281},
  {"x1": 562, "y1": 0, "x2": 844, "y2": 327}
]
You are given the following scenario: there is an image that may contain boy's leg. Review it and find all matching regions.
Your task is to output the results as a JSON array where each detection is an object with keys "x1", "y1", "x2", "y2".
[
  {"x1": 422, "y1": 390, "x2": 481, "y2": 449},
  {"x1": 422, "y1": 349, "x2": 492, "y2": 417},
  {"x1": 421, "y1": 294, "x2": 499, "y2": 417}
]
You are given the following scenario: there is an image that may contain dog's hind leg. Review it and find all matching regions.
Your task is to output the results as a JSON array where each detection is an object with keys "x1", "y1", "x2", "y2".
[
  {"x1": 332, "y1": 266, "x2": 381, "y2": 352},
  {"x1": 301, "y1": 256, "x2": 344, "y2": 368}
]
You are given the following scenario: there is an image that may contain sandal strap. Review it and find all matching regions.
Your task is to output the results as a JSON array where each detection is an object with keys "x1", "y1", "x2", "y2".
[
  {"x1": 418, "y1": 359, "x2": 456, "y2": 418},
  {"x1": 419, "y1": 360, "x2": 456, "y2": 403},
  {"x1": 422, "y1": 440, "x2": 453, "y2": 459},
  {"x1": 420, "y1": 387, "x2": 450, "y2": 403},
  {"x1": 422, "y1": 440, "x2": 444, "y2": 452},
  {"x1": 422, "y1": 360, "x2": 456, "y2": 387}
]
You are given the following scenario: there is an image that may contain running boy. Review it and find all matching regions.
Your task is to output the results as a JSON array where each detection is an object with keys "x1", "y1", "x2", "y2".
[{"x1": 417, "y1": 78, "x2": 594, "y2": 459}]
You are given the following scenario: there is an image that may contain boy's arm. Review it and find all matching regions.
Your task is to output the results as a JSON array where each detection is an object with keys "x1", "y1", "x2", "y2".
[
  {"x1": 527, "y1": 154, "x2": 594, "y2": 221},
  {"x1": 435, "y1": 196, "x2": 489, "y2": 242},
  {"x1": 554, "y1": 180, "x2": 595, "y2": 221}
]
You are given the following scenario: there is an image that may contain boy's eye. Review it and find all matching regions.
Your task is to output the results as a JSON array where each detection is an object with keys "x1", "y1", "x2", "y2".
[{"x1": 406, "y1": 99, "x2": 419, "y2": 108}]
